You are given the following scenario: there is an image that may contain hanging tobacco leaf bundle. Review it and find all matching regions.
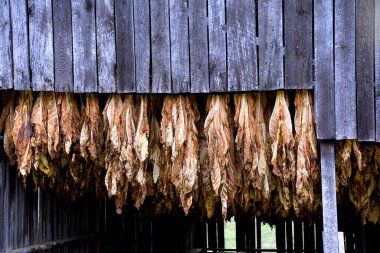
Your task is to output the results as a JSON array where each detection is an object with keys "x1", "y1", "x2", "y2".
[
  {"x1": 269, "y1": 91, "x2": 295, "y2": 215},
  {"x1": 233, "y1": 93, "x2": 258, "y2": 211},
  {"x1": 293, "y1": 90, "x2": 319, "y2": 216},
  {"x1": 13, "y1": 91, "x2": 34, "y2": 179},
  {"x1": 131, "y1": 96, "x2": 149, "y2": 209},
  {"x1": 335, "y1": 140, "x2": 353, "y2": 191},
  {"x1": 254, "y1": 93, "x2": 272, "y2": 212},
  {"x1": 349, "y1": 142, "x2": 377, "y2": 220},
  {"x1": 160, "y1": 95, "x2": 200, "y2": 215},
  {"x1": 59, "y1": 93, "x2": 81, "y2": 156},
  {"x1": 198, "y1": 113, "x2": 218, "y2": 219},
  {"x1": 0, "y1": 91, "x2": 16, "y2": 164},
  {"x1": 80, "y1": 94, "x2": 102, "y2": 161},
  {"x1": 103, "y1": 94, "x2": 126, "y2": 213},
  {"x1": 204, "y1": 95, "x2": 236, "y2": 219}
]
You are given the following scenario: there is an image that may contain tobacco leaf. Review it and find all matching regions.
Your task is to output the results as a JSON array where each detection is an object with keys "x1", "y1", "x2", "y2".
[
  {"x1": 294, "y1": 90, "x2": 319, "y2": 216},
  {"x1": 204, "y1": 95, "x2": 236, "y2": 219},
  {"x1": 2, "y1": 92, "x2": 16, "y2": 164},
  {"x1": 13, "y1": 91, "x2": 34, "y2": 178},
  {"x1": 47, "y1": 93, "x2": 60, "y2": 158}
]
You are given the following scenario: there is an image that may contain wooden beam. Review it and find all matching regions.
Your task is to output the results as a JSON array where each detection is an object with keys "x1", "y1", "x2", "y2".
[
  {"x1": 189, "y1": 0, "x2": 209, "y2": 93},
  {"x1": 294, "y1": 221, "x2": 303, "y2": 253},
  {"x1": 3, "y1": 235, "x2": 97, "y2": 253},
  {"x1": 226, "y1": 0, "x2": 257, "y2": 92},
  {"x1": 208, "y1": 0, "x2": 227, "y2": 92},
  {"x1": 0, "y1": 0, "x2": 13, "y2": 89},
  {"x1": 375, "y1": 0, "x2": 380, "y2": 141},
  {"x1": 320, "y1": 141, "x2": 339, "y2": 253},
  {"x1": 28, "y1": 0, "x2": 54, "y2": 91},
  {"x1": 356, "y1": 0, "x2": 375, "y2": 141},
  {"x1": 96, "y1": 0, "x2": 117, "y2": 93},
  {"x1": 115, "y1": 0, "x2": 135, "y2": 93},
  {"x1": 71, "y1": 0, "x2": 97, "y2": 92},
  {"x1": 169, "y1": 0, "x2": 190, "y2": 93},
  {"x1": 258, "y1": 0, "x2": 284, "y2": 90},
  {"x1": 134, "y1": 0, "x2": 151, "y2": 93},
  {"x1": 52, "y1": 0, "x2": 73, "y2": 92},
  {"x1": 10, "y1": 0, "x2": 30, "y2": 90},
  {"x1": 314, "y1": 0, "x2": 335, "y2": 139},
  {"x1": 334, "y1": 0, "x2": 357, "y2": 139},
  {"x1": 150, "y1": 0, "x2": 171, "y2": 93},
  {"x1": 284, "y1": 0, "x2": 313, "y2": 89},
  {"x1": 275, "y1": 220, "x2": 286, "y2": 250},
  {"x1": 285, "y1": 220, "x2": 293, "y2": 251},
  {"x1": 207, "y1": 220, "x2": 217, "y2": 249}
]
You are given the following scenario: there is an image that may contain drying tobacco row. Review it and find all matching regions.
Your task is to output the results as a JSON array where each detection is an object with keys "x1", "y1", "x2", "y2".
[{"x1": 0, "y1": 90, "x2": 320, "y2": 220}]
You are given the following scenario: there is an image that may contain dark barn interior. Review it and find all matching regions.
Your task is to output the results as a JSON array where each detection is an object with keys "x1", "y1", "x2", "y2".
[{"x1": 1, "y1": 0, "x2": 380, "y2": 252}]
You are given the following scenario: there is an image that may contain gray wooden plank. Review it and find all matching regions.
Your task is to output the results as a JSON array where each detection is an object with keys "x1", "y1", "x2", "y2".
[
  {"x1": 71, "y1": 0, "x2": 97, "y2": 93},
  {"x1": 189, "y1": 0, "x2": 209, "y2": 93},
  {"x1": 115, "y1": 0, "x2": 135, "y2": 93},
  {"x1": 314, "y1": 0, "x2": 335, "y2": 139},
  {"x1": 284, "y1": 0, "x2": 313, "y2": 89},
  {"x1": 150, "y1": 0, "x2": 171, "y2": 93},
  {"x1": 208, "y1": 0, "x2": 227, "y2": 92},
  {"x1": 376, "y1": 0, "x2": 380, "y2": 141},
  {"x1": 134, "y1": 0, "x2": 150, "y2": 93},
  {"x1": 334, "y1": 1, "x2": 357, "y2": 140},
  {"x1": 258, "y1": 0, "x2": 283, "y2": 90},
  {"x1": 0, "y1": 161, "x2": 3, "y2": 251},
  {"x1": 356, "y1": 0, "x2": 375, "y2": 141},
  {"x1": 52, "y1": 0, "x2": 73, "y2": 92},
  {"x1": 96, "y1": 0, "x2": 116, "y2": 93},
  {"x1": 28, "y1": 0, "x2": 54, "y2": 91},
  {"x1": 10, "y1": 0, "x2": 30, "y2": 90},
  {"x1": 320, "y1": 141, "x2": 339, "y2": 253},
  {"x1": 0, "y1": 0, "x2": 13, "y2": 89},
  {"x1": 226, "y1": 0, "x2": 257, "y2": 92},
  {"x1": 169, "y1": 0, "x2": 190, "y2": 93}
]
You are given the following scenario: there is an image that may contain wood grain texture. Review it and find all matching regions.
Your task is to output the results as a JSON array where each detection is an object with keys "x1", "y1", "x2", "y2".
[
  {"x1": 150, "y1": 0, "x2": 171, "y2": 93},
  {"x1": 208, "y1": 0, "x2": 227, "y2": 92},
  {"x1": 115, "y1": 0, "x2": 135, "y2": 93},
  {"x1": 28, "y1": 0, "x2": 54, "y2": 91},
  {"x1": 314, "y1": 0, "x2": 335, "y2": 139},
  {"x1": 258, "y1": 0, "x2": 283, "y2": 90},
  {"x1": 284, "y1": 0, "x2": 312, "y2": 89},
  {"x1": 334, "y1": 1, "x2": 356, "y2": 140},
  {"x1": 226, "y1": 0, "x2": 257, "y2": 91},
  {"x1": 10, "y1": 0, "x2": 30, "y2": 90},
  {"x1": 189, "y1": 0, "x2": 209, "y2": 93},
  {"x1": 356, "y1": 0, "x2": 375, "y2": 141},
  {"x1": 52, "y1": 0, "x2": 73, "y2": 92},
  {"x1": 96, "y1": 0, "x2": 116, "y2": 93},
  {"x1": 169, "y1": 0, "x2": 190, "y2": 93},
  {"x1": 320, "y1": 141, "x2": 339, "y2": 253},
  {"x1": 134, "y1": 0, "x2": 151, "y2": 93},
  {"x1": 0, "y1": 0, "x2": 13, "y2": 89},
  {"x1": 376, "y1": 0, "x2": 380, "y2": 141},
  {"x1": 71, "y1": 0, "x2": 98, "y2": 93}
]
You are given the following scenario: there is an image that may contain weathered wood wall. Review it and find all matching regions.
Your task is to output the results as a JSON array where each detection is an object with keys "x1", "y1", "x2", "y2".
[
  {"x1": 0, "y1": 0, "x2": 378, "y2": 142},
  {"x1": 0, "y1": 147, "x2": 98, "y2": 253}
]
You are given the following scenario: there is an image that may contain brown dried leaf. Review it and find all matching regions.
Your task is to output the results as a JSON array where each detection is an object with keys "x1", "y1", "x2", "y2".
[
  {"x1": 47, "y1": 93, "x2": 60, "y2": 158},
  {"x1": 269, "y1": 91, "x2": 295, "y2": 182}
]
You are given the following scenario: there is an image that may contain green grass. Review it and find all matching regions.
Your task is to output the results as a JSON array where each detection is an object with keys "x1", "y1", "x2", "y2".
[{"x1": 223, "y1": 219, "x2": 276, "y2": 249}]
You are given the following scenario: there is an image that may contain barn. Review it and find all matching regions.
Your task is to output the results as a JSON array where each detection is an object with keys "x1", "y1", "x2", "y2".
[{"x1": 0, "y1": 0, "x2": 379, "y2": 252}]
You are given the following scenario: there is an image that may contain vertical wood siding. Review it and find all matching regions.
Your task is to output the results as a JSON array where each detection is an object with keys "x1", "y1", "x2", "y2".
[{"x1": 0, "y1": 0, "x2": 379, "y2": 141}]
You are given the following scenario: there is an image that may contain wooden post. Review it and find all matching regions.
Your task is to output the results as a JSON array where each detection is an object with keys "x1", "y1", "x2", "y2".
[
  {"x1": 294, "y1": 220, "x2": 303, "y2": 253},
  {"x1": 256, "y1": 218, "x2": 261, "y2": 249},
  {"x1": 320, "y1": 141, "x2": 339, "y2": 253},
  {"x1": 286, "y1": 220, "x2": 293, "y2": 251},
  {"x1": 275, "y1": 220, "x2": 285, "y2": 250}
]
